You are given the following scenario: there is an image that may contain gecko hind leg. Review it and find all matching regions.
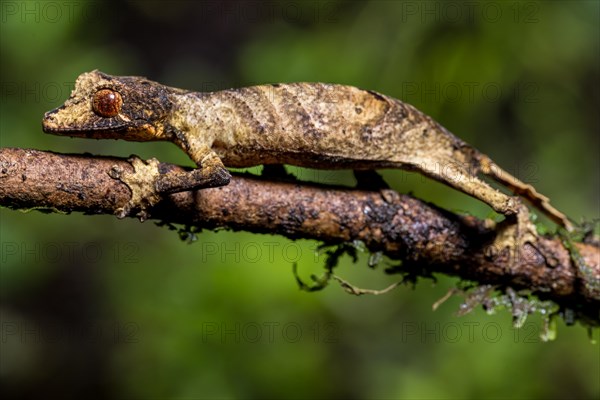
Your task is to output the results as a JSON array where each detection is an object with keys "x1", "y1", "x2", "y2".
[{"x1": 417, "y1": 160, "x2": 538, "y2": 264}]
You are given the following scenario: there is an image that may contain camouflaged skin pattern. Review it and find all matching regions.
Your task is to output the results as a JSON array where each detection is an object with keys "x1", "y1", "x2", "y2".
[{"x1": 42, "y1": 70, "x2": 572, "y2": 230}]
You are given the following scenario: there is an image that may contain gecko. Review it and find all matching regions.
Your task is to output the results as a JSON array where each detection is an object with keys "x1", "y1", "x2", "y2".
[{"x1": 42, "y1": 70, "x2": 574, "y2": 258}]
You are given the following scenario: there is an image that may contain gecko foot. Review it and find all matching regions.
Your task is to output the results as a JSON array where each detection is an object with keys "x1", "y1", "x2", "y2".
[
  {"x1": 485, "y1": 203, "x2": 539, "y2": 267},
  {"x1": 109, "y1": 156, "x2": 163, "y2": 221},
  {"x1": 110, "y1": 156, "x2": 232, "y2": 220}
]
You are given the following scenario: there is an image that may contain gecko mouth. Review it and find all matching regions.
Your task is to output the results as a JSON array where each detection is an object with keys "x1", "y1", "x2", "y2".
[
  {"x1": 42, "y1": 108, "x2": 129, "y2": 137},
  {"x1": 42, "y1": 110, "x2": 159, "y2": 142},
  {"x1": 42, "y1": 119, "x2": 129, "y2": 136},
  {"x1": 42, "y1": 123, "x2": 128, "y2": 136}
]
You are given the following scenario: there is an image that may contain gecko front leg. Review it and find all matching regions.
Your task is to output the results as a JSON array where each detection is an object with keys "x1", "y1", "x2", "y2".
[
  {"x1": 154, "y1": 130, "x2": 232, "y2": 194},
  {"x1": 110, "y1": 152, "x2": 230, "y2": 220},
  {"x1": 41, "y1": 70, "x2": 231, "y2": 198},
  {"x1": 154, "y1": 150, "x2": 231, "y2": 194}
]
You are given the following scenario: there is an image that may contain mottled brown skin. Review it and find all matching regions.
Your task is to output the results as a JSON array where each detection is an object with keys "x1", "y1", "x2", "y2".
[{"x1": 42, "y1": 70, "x2": 574, "y2": 257}]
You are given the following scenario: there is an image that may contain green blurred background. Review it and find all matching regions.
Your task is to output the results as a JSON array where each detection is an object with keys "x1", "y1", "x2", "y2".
[{"x1": 1, "y1": 1, "x2": 598, "y2": 398}]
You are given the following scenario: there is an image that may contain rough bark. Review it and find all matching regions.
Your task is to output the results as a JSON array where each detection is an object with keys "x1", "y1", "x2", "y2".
[{"x1": 1, "y1": 147, "x2": 598, "y2": 323}]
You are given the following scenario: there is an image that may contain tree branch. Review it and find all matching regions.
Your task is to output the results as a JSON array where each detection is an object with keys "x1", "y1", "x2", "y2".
[{"x1": 1, "y1": 147, "x2": 598, "y2": 323}]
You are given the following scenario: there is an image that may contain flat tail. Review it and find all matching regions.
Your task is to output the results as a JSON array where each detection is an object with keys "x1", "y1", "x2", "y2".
[{"x1": 479, "y1": 155, "x2": 574, "y2": 232}]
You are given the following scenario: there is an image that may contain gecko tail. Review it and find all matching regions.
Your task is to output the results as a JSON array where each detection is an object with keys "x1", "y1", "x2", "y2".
[{"x1": 478, "y1": 154, "x2": 575, "y2": 232}]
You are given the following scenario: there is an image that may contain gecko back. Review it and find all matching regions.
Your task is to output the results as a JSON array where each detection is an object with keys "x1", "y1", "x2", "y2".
[
  {"x1": 197, "y1": 83, "x2": 468, "y2": 171},
  {"x1": 190, "y1": 82, "x2": 572, "y2": 229}
]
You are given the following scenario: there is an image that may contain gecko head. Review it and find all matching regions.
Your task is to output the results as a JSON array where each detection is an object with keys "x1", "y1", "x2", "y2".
[{"x1": 42, "y1": 70, "x2": 179, "y2": 141}]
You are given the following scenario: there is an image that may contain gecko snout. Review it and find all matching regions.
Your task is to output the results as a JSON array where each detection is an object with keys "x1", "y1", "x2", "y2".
[{"x1": 42, "y1": 108, "x2": 61, "y2": 133}]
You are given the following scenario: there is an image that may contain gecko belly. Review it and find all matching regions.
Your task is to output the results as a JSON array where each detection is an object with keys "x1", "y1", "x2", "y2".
[{"x1": 213, "y1": 145, "x2": 410, "y2": 170}]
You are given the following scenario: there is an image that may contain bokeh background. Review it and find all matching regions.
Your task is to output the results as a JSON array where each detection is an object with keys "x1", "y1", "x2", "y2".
[{"x1": 1, "y1": 1, "x2": 599, "y2": 398}]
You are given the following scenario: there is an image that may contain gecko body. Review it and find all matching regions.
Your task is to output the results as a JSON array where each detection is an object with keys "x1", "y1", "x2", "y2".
[{"x1": 42, "y1": 71, "x2": 574, "y2": 255}]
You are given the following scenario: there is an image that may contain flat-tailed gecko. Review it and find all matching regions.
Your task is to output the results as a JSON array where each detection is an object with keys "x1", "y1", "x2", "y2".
[{"x1": 42, "y1": 70, "x2": 574, "y2": 257}]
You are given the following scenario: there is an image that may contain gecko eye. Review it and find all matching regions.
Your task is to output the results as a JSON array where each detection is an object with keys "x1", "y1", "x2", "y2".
[{"x1": 92, "y1": 89, "x2": 123, "y2": 117}]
